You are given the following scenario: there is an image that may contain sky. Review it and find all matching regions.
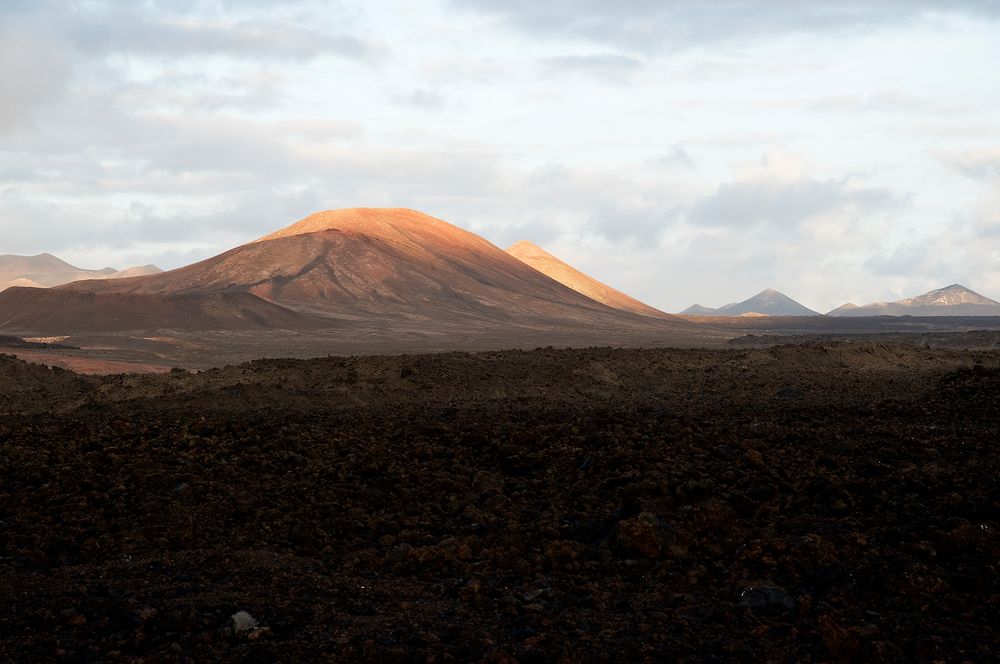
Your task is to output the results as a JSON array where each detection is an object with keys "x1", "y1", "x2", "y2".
[{"x1": 1, "y1": 0, "x2": 999, "y2": 313}]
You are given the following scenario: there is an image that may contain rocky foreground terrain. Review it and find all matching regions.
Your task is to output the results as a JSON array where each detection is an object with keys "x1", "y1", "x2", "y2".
[{"x1": 2, "y1": 344, "x2": 999, "y2": 662}]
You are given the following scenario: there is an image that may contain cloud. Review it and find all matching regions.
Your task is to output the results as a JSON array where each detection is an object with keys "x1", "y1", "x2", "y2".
[
  {"x1": 521, "y1": 163, "x2": 683, "y2": 244},
  {"x1": 936, "y1": 147, "x2": 1000, "y2": 179},
  {"x1": 537, "y1": 54, "x2": 642, "y2": 83},
  {"x1": 0, "y1": 18, "x2": 73, "y2": 133},
  {"x1": 0, "y1": 184, "x2": 330, "y2": 270},
  {"x1": 802, "y1": 91, "x2": 970, "y2": 115},
  {"x1": 3, "y1": 1, "x2": 381, "y2": 63},
  {"x1": 864, "y1": 242, "x2": 963, "y2": 278},
  {"x1": 74, "y1": 15, "x2": 377, "y2": 62},
  {"x1": 453, "y1": 1, "x2": 1000, "y2": 52},
  {"x1": 858, "y1": 185, "x2": 1000, "y2": 299},
  {"x1": 390, "y1": 88, "x2": 446, "y2": 110},
  {"x1": 0, "y1": 116, "x2": 524, "y2": 264},
  {"x1": 650, "y1": 146, "x2": 695, "y2": 171},
  {"x1": 688, "y1": 152, "x2": 900, "y2": 229},
  {"x1": 967, "y1": 182, "x2": 1000, "y2": 241}
]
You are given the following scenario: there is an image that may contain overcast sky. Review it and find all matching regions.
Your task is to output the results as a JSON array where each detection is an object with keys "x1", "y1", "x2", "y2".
[{"x1": 2, "y1": 1, "x2": 999, "y2": 312}]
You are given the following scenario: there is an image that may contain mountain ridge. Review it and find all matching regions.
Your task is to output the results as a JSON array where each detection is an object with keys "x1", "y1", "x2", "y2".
[{"x1": 828, "y1": 284, "x2": 1000, "y2": 317}]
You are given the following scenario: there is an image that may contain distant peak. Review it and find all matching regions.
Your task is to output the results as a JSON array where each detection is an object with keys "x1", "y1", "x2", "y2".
[
  {"x1": 895, "y1": 283, "x2": 999, "y2": 308},
  {"x1": 708, "y1": 288, "x2": 819, "y2": 316}
]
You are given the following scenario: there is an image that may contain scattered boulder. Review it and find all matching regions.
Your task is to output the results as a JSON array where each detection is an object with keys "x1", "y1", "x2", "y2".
[{"x1": 230, "y1": 610, "x2": 259, "y2": 633}]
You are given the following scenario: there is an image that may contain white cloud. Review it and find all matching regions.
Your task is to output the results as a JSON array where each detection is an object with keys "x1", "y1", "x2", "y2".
[
  {"x1": 687, "y1": 152, "x2": 900, "y2": 229},
  {"x1": 537, "y1": 54, "x2": 643, "y2": 83},
  {"x1": 4, "y1": 0, "x2": 382, "y2": 63},
  {"x1": 0, "y1": 19, "x2": 73, "y2": 133},
  {"x1": 649, "y1": 146, "x2": 695, "y2": 171},
  {"x1": 936, "y1": 147, "x2": 1000, "y2": 179},
  {"x1": 453, "y1": 1, "x2": 1000, "y2": 52},
  {"x1": 390, "y1": 88, "x2": 446, "y2": 110}
]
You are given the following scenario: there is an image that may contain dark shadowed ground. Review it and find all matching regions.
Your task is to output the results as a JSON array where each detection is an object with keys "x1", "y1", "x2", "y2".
[{"x1": 1, "y1": 344, "x2": 999, "y2": 661}]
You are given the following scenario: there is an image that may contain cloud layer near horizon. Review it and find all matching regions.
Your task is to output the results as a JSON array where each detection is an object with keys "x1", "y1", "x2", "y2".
[{"x1": 1, "y1": 0, "x2": 999, "y2": 311}]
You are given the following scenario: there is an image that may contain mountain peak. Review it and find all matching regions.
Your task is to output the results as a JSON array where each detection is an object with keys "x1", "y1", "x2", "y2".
[
  {"x1": 254, "y1": 208, "x2": 488, "y2": 252},
  {"x1": 899, "y1": 284, "x2": 997, "y2": 308},
  {"x1": 829, "y1": 284, "x2": 1000, "y2": 316},
  {"x1": 680, "y1": 289, "x2": 819, "y2": 317}
]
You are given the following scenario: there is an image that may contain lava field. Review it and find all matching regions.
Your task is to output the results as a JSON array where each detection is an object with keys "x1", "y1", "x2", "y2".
[{"x1": 1, "y1": 344, "x2": 999, "y2": 662}]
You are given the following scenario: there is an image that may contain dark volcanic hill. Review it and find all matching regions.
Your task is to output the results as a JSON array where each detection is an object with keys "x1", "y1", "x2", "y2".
[
  {"x1": 0, "y1": 253, "x2": 162, "y2": 291},
  {"x1": 0, "y1": 208, "x2": 694, "y2": 336},
  {"x1": 681, "y1": 288, "x2": 820, "y2": 317},
  {"x1": 828, "y1": 284, "x2": 1000, "y2": 317},
  {"x1": 506, "y1": 240, "x2": 671, "y2": 319}
]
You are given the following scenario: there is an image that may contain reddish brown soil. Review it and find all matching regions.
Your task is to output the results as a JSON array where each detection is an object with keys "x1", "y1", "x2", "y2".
[{"x1": 1, "y1": 344, "x2": 999, "y2": 662}]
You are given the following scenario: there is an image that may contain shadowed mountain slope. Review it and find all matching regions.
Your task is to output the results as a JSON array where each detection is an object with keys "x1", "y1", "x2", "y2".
[
  {"x1": 505, "y1": 241, "x2": 671, "y2": 319},
  {"x1": 0, "y1": 287, "x2": 311, "y2": 332}
]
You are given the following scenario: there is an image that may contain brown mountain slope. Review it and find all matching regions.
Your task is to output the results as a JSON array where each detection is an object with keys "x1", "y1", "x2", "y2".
[
  {"x1": 0, "y1": 287, "x2": 311, "y2": 333},
  {"x1": 56, "y1": 208, "x2": 690, "y2": 331},
  {"x1": 506, "y1": 241, "x2": 670, "y2": 319}
]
